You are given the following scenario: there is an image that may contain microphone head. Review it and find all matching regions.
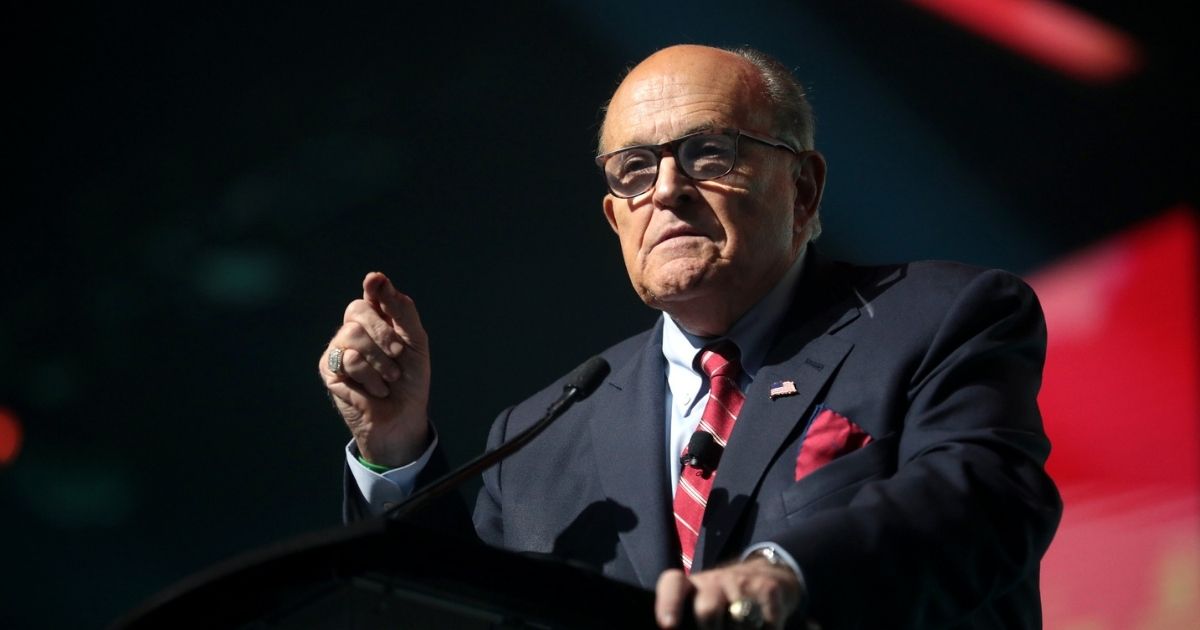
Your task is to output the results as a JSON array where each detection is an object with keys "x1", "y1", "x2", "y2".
[
  {"x1": 681, "y1": 431, "x2": 723, "y2": 474},
  {"x1": 564, "y1": 356, "x2": 611, "y2": 399}
]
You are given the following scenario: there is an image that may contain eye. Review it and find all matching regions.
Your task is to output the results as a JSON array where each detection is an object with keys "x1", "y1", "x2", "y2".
[
  {"x1": 692, "y1": 139, "x2": 728, "y2": 157},
  {"x1": 681, "y1": 135, "x2": 735, "y2": 177},
  {"x1": 613, "y1": 149, "x2": 657, "y2": 180}
]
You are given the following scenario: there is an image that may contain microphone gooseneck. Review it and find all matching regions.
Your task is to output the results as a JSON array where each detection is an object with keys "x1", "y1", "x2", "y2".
[{"x1": 384, "y1": 355, "x2": 611, "y2": 521}]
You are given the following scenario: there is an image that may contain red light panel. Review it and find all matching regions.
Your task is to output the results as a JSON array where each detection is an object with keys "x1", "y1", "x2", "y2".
[
  {"x1": 0, "y1": 407, "x2": 22, "y2": 465},
  {"x1": 909, "y1": 0, "x2": 1142, "y2": 83},
  {"x1": 1029, "y1": 207, "x2": 1200, "y2": 627}
]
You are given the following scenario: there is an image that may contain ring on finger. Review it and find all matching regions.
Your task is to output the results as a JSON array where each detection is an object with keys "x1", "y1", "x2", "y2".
[
  {"x1": 328, "y1": 347, "x2": 346, "y2": 376},
  {"x1": 728, "y1": 597, "x2": 764, "y2": 629}
]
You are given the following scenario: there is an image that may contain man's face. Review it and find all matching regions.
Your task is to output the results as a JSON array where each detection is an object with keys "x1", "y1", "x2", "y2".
[{"x1": 601, "y1": 46, "x2": 817, "y2": 329}]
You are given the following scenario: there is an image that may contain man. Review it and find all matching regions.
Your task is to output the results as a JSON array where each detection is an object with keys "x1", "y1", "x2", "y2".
[{"x1": 320, "y1": 44, "x2": 1061, "y2": 629}]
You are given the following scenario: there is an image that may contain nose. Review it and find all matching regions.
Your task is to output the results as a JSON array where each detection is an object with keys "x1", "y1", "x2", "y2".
[{"x1": 651, "y1": 155, "x2": 695, "y2": 209}]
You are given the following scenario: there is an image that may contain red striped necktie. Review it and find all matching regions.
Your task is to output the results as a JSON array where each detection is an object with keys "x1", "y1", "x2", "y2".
[{"x1": 673, "y1": 340, "x2": 745, "y2": 573}]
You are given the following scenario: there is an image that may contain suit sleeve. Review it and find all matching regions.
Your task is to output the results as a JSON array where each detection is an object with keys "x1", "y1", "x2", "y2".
[
  {"x1": 779, "y1": 269, "x2": 1062, "y2": 629},
  {"x1": 471, "y1": 405, "x2": 514, "y2": 549}
]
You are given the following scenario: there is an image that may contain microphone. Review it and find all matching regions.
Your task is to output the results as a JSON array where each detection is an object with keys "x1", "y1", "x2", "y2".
[
  {"x1": 680, "y1": 431, "x2": 723, "y2": 476},
  {"x1": 385, "y1": 355, "x2": 611, "y2": 521}
]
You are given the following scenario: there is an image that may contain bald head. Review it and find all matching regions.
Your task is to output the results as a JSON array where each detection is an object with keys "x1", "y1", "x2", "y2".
[
  {"x1": 599, "y1": 45, "x2": 771, "y2": 153},
  {"x1": 599, "y1": 45, "x2": 814, "y2": 156}
]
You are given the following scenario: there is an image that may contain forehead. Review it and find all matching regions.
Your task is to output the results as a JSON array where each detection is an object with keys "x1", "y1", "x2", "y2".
[{"x1": 602, "y1": 52, "x2": 770, "y2": 150}]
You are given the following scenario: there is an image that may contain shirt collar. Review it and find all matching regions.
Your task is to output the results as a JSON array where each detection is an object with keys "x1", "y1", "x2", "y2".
[{"x1": 662, "y1": 247, "x2": 808, "y2": 408}]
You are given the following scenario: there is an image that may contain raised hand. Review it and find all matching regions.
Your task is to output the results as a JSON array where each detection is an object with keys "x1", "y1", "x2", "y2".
[{"x1": 319, "y1": 271, "x2": 432, "y2": 468}]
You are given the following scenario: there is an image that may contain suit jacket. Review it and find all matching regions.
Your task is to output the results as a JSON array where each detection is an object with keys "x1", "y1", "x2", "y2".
[{"x1": 348, "y1": 250, "x2": 1062, "y2": 629}]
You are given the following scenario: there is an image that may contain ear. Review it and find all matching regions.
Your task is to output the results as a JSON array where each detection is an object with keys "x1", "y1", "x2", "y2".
[
  {"x1": 603, "y1": 196, "x2": 620, "y2": 234},
  {"x1": 792, "y1": 150, "x2": 827, "y2": 228}
]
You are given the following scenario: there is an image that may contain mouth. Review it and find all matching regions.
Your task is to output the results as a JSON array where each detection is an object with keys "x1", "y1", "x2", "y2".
[{"x1": 652, "y1": 226, "x2": 707, "y2": 249}]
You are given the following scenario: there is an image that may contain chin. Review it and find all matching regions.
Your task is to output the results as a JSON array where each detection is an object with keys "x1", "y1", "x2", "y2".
[{"x1": 637, "y1": 269, "x2": 718, "y2": 309}]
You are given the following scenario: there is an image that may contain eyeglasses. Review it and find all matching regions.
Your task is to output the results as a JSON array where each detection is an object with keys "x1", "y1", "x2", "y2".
[{"x1": 595, "y1": 128, "x2": 799, "y2": 199}]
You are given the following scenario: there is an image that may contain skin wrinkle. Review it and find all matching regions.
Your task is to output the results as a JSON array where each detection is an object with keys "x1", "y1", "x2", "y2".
[
  {"x1": 600, "y1": 60, "x2": 766, "y2": 152},
  {"x1": 600, "y1": 44, "x2": 821, "y2": 338}
]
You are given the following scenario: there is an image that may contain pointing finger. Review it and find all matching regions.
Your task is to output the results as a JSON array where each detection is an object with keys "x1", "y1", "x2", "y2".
[{"x1": 362, "y1": 272, "x2": 428, "y2": 350}]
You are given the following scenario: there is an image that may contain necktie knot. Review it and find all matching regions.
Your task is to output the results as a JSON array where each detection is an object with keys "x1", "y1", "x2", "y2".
[{"x1": 697, "y1": 340, "x2": 742, "y2": 381}]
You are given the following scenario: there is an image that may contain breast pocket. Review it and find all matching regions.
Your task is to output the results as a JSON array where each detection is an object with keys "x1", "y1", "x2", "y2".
[{"x1": 781, "y1": 434, "x2": 896, "y2": 519}]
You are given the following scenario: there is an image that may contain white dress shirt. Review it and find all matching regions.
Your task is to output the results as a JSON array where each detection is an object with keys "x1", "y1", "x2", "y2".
[{"x1": 662, "y1": 250, "x2": 806, "y2": 496}]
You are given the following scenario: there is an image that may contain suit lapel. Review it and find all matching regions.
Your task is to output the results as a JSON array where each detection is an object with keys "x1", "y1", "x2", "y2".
[
  {"x1": 586, "y1": 320, "x2": 675, "y2": 586},
  {"x1": 695, "y1": 254, "x2": 861, "y2": 570}
]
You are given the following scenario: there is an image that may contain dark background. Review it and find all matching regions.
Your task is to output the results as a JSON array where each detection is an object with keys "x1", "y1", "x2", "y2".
[{"x1": 2, "y1": 1, "x2": 1195, "y2": 627}]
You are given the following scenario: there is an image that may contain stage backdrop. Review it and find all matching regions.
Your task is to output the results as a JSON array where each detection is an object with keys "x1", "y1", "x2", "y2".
[{"x1": 2, "y1": 2, "x2": 1195, "y2": 627}]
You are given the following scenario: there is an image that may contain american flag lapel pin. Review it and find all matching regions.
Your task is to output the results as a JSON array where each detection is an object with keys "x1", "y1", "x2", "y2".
[{"x1": 769, "y1": 380, "x2": 798, "y2": 399}]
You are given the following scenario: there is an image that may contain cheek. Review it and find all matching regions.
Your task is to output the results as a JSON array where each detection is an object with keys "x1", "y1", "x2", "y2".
[
  {"x1": 751, "y1": 171, "x2": 798, "y2": 230},
  {"x1": 725, "y1": 197, "x2": 794, "y2": 253},
  {"x1": 613, "y1": 208, "x2": 651, "y2": 251},
  {"x1": 610, "y1": 214, "x2": 649, "y2": 268}
]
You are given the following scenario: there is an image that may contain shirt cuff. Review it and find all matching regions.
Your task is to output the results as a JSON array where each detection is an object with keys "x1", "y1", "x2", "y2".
[
  {"x1": 345, "y1": 429, "x2": 439, "y2": 515},
  {"x1": 741, "y1": 542, "x2": 806, "y2": 587}
]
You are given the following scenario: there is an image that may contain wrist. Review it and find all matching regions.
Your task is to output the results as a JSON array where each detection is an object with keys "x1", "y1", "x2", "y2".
[
  {"x1": 355, "y1": 419, "x2": 432, "y2": 469},
  {"x1": 744, "y1": 546, "x2": 791, "y2": 574},
  {"x1": 743, "y1": 546, "x2": 809, "y2": 621}
]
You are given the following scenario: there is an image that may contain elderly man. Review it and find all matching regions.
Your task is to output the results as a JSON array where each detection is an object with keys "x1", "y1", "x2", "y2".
[{"x1": 321, "y1": 44, "x2": 1061, "y2": 629}]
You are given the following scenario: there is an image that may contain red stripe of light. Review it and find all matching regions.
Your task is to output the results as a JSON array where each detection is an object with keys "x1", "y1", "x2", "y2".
[
  {"x1": 909, "y1": 0, "x2": 1142, "y2": 83},
  {"x1": 0, "y1": 407, "x2": 22, "y2": 465}
]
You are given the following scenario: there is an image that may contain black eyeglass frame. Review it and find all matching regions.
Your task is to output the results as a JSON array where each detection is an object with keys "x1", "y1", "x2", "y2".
[{"x1": 594, "y1": 128, "x2": 800, "y2": 199}]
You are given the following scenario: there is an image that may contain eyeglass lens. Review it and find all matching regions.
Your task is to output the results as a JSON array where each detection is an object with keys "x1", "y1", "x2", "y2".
[{"x1": 604, "y1": 133, "x2": 737, "y2": 198}]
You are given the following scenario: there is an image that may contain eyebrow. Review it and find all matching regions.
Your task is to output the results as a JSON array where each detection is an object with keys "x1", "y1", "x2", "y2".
[{"x1": 620, "y1": 120, "x2": 723, "y2": 150}]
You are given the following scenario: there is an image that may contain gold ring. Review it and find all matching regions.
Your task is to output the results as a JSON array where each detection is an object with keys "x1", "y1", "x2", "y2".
[{"x1": 728, "y1": 597, "x2": 764, "y2": 628}]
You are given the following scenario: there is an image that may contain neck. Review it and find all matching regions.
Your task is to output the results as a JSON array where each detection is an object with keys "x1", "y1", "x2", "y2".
[
  {"x1": 664, "y1": 250, "x2": 803, "y2": 337},
  {"x1": 667, "y1": 301, "x2": 747, "y2": 338}
]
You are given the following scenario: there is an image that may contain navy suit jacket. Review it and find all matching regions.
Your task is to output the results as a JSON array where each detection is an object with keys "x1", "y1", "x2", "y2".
[{"x1": 347, "y1": 250, "x2": 1062, "y2": 629}]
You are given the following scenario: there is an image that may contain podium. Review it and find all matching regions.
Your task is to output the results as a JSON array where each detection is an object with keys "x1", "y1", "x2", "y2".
[{"x1": 112, "y1": 517, "x2": 658, "y2": 629}]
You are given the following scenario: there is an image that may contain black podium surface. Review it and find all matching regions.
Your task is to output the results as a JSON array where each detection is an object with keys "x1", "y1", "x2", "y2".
[{"x1": 113, "y1": 517, "x2": 659, "y2": 629}]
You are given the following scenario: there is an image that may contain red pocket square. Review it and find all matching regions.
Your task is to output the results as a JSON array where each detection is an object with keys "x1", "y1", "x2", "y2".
[{"x1": 794, "y1": 409, "x2": 874, "y2": 481}]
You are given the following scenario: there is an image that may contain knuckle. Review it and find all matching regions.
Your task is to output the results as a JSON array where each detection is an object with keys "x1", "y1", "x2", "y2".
[
  {"x1": 365, "y1": 352, "x2": 389, "y2": 372},
  {"x1": 692, "y1": 569, "x2": 717, "y2": 584},
  {"x1": 341, "y1": 348, "x2": 365, "y2": 371},
  {"x1": 348, "y1": 345, "x2": 369, "y2": 364},
  {"x1": 370, "y1": 319, "x2": 396, "y2": 344},
  {"x1": 765, "y1": 579, "x2": 785, "y2": 598},
  {"x1": 343, "y1": 299, "x2": 367, "y2": 321},
  {"x1": 342, "y1": 320, "x2": 367, "y2": 340},
  {"x1": 656, "y1": 570, "x2": 678, "y2": 589},
  {"x1": 693, "y1": 595, "x2": 723, "y2": 618}
]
